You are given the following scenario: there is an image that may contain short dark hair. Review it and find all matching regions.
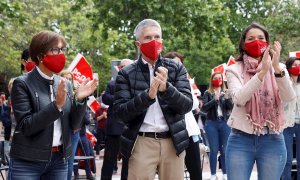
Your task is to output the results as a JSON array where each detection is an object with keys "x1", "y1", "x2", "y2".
[
  {"x1": 21, "y1": 48, "x2": 30, "y2": 61},
  {"x1": 29, "y1": 30, "x2": 66, "y2": 65},
  {"x1": 164, "y1": 52, "x2": 184, "y2": 63},
  {"x1": 237, "y1": 22, "x2": 270, "y2": 62},
  {"x1": 21, "y1": 48, "x2": 30, "y2": 71},
  {"x1": 286, "y1": 57, "x2": 300, "y2": 72}
]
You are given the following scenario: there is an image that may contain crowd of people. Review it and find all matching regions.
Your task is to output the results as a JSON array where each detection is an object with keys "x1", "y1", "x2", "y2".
[{"x1": 0, "y1": 18, "x2": 299, "y2": 180}]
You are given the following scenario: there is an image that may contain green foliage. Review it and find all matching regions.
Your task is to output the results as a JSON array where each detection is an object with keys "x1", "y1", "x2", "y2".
[
  {"x1": 0, "y1": 0, "x2": 300, "y2": 93},
  {"x1": 89, "y1": 0, "x2": 235, "y2": 84}
]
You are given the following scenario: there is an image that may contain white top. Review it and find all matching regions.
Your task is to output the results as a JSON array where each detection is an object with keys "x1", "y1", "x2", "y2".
[
  {"x1": 139, "y1": 59, "x2": 169, "y2": 132},
  {"x1": 185, "y1": 80, "x2": 201, "y2": 137},
  {"x1": 36, "y1": 67, "x2": 62, "y2": 146}
]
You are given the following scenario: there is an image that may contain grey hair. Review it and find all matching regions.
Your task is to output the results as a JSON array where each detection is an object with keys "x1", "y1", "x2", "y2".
[
  {"x1": 120, "y1": 59, "x2": 134, "y2": 66},
  {"x1": 134, "y1": 19, "x2": 162, "y2": 40}
]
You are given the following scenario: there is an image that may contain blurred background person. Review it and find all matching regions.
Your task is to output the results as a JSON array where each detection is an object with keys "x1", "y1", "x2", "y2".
[
  {"x1": 94, "y1": 103, "x2": 107, "y2": 156},
  {"x1": 281, "y1": 57, "x2": 300, "y2": 180},
  {"x1": 165, "y1": 51, "x2": 202, "y2": 180},
  {"x1": 202, "y1": 72, "x2": 233, "y2": 180},
  {"x1": 73, "y1": 110, "x2": 95, "y2": 180},
  {"x1": 59, "y1": 70, "x2": 81, "y2": 180},
  {"x1": 20, "y1": 48, "x2": 35, "y2": 74},
  {"x1": 0, "y1": 92, "x2": 11, "y2": 160},
  {"x1": 101, "y1": 59, "x2": 133, "y2": 180}
]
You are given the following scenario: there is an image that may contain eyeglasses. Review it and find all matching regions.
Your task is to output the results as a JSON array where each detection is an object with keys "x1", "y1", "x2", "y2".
[{"x1": 49, "y1": 47, "x2": 68, "y2": 55}]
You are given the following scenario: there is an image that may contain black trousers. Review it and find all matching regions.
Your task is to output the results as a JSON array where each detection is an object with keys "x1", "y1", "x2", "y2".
[
  {"x1": 101, "y1": 135, "x2": 128, "y2": 180},
  {"x1": 94, "y1": 128, "x2": 105, "y2": 153},
  {"x1": 185, "y1": 136, "x2": 202, "y2": 180}
]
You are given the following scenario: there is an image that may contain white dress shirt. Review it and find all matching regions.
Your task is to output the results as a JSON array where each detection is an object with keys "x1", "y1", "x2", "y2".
[
  {"x1": 36, "y1": 67, "x2": 62, "y2": 146},
  {"x1": 139, "y1": 59, "x2": 169, "y2": 132}
]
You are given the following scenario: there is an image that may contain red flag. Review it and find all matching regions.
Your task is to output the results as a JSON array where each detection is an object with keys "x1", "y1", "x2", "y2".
[
  {"x1": 67, "y1": 54, "x2": 93, "y2": 87},
  {"x1": 212, "y1": 63, "x2": 227, "y2": 81},
  {"x1": 289, "y1": 51, "x2": 300, "y2": 58},
  {"x1": 212, "y1": 64, "x2": 225, "y2": 74},
  {"x1": 87, "y1": 96, "x2": 101, "y2": 113},
  {"x1": 227, "y1": 56, "x2": 236, "y2": 66}
]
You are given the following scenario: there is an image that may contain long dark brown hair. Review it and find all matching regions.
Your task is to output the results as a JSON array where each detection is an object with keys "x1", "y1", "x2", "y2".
[{"x1": 236, "y1": 23, "x2": 270, "y2": 62}]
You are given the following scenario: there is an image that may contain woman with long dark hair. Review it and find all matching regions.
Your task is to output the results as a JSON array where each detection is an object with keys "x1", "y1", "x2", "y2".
[{"x1": 225, "y1": 23, "x2": 296, "y2": 180}]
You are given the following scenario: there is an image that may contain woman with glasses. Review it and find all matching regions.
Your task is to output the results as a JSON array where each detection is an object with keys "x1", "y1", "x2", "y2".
[{"x1": 8, "y1": 30, "x2": 98, "y2": 180}]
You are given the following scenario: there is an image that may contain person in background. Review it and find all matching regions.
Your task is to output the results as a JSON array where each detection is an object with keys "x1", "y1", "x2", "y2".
[
  {"x1": 165, "y1": 51, "x2": 202, "y2": 180},
  {"x1": 20, "y1": 48, "x2": 35, "y2": 74},
  {"x1": 114, "y1": 19, "x2": 192, "y2": 180},
  {"x1": 0, "y1": 92, "x2": 11, "y2": 159},
  {"x1": 202, "y1": 72, "x2": 233, "y2": 180},
  {"x1": 281, "y1": 57, "x2": 300, "y2": 180},
  {"x1": 101, "y1": 59, "x2": 133, "y2": 180},
  {"x1": 225, "y1": 23, "x2": 296, "y2": 180},
  {"x1": 9, "y1": 30, "x2": 98, "y2": 179},
  {"x1": 73, "y1": 110, "x2": 95, "y2": 180},
  {"x1": 59, "y1": 70, "x2": 81, "y2": 180},
  {"x1": 7, "y1": 78, "x2": 16, "y2": 131},
  {"x1": 94, "y1": 104, "x2": 107, "y2": 156}
]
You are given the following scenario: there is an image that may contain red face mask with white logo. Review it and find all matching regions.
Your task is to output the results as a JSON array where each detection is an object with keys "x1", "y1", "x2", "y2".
[
  {"x1": 212, "y1": 78, "x2": 222, "y2": 87},
  {"x1": 244, "y1": 40, "x2": 268, "y2": 58},
  {"x1": 25, "y1": 61, "x2": 35, "y2": 72},
  {"x1": 288, "y1": 66, "x2": 300, "y2": 76},
  {"x1": 42, "y1": 54, "x2": 66, "y2": 73},
  {"x1": 140, "y1": 40, "x2": 163, "y2": 61}
]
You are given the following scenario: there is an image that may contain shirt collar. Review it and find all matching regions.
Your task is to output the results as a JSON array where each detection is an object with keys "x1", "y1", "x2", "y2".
[
  {"x1": 36, "y1": 66, "x2": 54, "y2": 80},
  {"x1": 141, "y1": 58, "x2": 156, "y2": 69}
]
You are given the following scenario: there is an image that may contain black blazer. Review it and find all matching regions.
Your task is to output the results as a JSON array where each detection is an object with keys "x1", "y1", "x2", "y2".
[{"x1": 10, "y1": 68, "x2": 86, "y2": 162}]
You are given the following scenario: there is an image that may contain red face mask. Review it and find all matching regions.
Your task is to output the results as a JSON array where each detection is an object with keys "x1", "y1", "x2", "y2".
[
  {"x1": 42, "y1": 54, "x2": 66, "y2": 73},
  {"x1": 244, "y1": 40, "x2": 268, "y2": 58},
  {"x1": 25, "y1": 61, "x2": 35, "y2": 72},
  {"x1": 212, "y1": 78, "x2": 222, "y2": 87},
  {"x1": 288, "y1": 66, "x2": 300, "y2": 76},
  {"x1": 140, "y1": 40, "x2": 163, "y2": 60}
]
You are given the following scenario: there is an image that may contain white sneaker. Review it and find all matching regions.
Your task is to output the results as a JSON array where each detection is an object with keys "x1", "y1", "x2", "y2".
[
  {"x1": 223, "y1": 174, "x2": 227, "y2": 180},
  {"x1": 210, "y1": 175, "x2": 218, "y2": 180}
]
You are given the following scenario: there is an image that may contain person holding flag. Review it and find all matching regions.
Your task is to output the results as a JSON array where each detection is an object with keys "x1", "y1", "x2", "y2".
[{"x1": 9, "y1": 30, "x2": 98, "y2": 179}]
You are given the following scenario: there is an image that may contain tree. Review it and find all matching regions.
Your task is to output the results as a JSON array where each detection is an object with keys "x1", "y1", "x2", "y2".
[
  {"x1": 88, "y1": 0, "x2": 236, "y2": 84},
  {"x1": 223, "y1": 0, "x2": 300, "y2": 60}
]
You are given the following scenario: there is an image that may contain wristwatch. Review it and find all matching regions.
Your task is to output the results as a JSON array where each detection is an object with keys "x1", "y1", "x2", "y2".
[{"x1": 274, "y1": 69, "x2": 285, "y2": 78}]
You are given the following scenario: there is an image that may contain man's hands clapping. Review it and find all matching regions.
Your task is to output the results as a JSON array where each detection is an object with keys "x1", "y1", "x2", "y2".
[{"x1": 148, "y1": 66, "x2": 168, "y2": 99}]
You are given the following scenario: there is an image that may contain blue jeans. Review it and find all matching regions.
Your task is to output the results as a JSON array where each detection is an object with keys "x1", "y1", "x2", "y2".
[
  {"x1": 282, "y1": 124, "x2": 300, "y2": 180},
  {"x1": 74, "y1": 135, "x2": 93, "y2": 176},
  {"x1": 8, "y1": 151, "x2": 68, "y2": 180},
  {"x1": 204, "y1": 119, "x2": 230, "y2": 175},
  {"x1": 67, "y1": 131, "x2": 80, "y2": 180},
  {"x1": 226, "y1": 129, "x2": 287, "y2": 180}
]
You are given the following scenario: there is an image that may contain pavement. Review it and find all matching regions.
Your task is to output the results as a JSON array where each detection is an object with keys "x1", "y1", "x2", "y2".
[{"x1": 76, "y1": 147, "x2": 259, "y2": 180}]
